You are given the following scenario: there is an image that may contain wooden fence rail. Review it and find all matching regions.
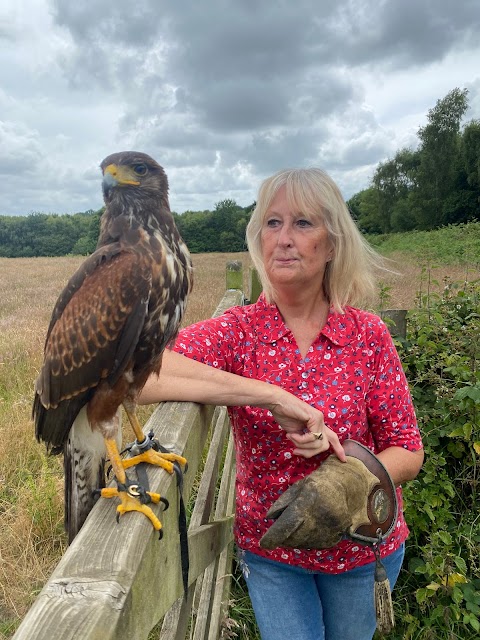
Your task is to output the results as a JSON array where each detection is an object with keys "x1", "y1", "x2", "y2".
[{"x1": 13, "y1": 287, "x2": 244, "y2": 640}]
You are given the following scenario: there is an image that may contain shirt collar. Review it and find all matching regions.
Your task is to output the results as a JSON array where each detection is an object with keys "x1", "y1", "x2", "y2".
[{"x1": 254, "y1": 293, "x2": 358, "y2": 347}]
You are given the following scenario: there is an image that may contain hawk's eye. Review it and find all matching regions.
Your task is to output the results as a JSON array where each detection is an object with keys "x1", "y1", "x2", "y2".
[{"x1": 133, "y1": 163, "x2": 148, "y2": 176}]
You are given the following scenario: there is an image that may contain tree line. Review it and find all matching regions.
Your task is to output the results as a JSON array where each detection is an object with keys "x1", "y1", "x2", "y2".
[
  {"x1": 347, "y1": 88, "x2": 480, "y2": 233},
  {"x1": 0, "y1": 210, "x2": 102, "y2": 258},
  {"x1": 0, "y1": 200, "x2": 254, "y2": 257},
  {"x1": 1, "y1": 87, "x2": 478, "y2": 258}
]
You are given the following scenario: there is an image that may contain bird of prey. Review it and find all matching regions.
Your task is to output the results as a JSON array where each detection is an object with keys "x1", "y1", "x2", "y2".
[{"x1": 33, "y1": 151, "x2": 193, "y2": 542}]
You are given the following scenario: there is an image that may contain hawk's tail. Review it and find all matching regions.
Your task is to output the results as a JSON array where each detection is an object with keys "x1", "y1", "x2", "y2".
[{"x1": 64, "y1": 407, "x2": 110, "y2": 543}]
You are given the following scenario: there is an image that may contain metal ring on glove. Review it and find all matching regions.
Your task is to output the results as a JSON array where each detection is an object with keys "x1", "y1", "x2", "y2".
[{"x1": 312, "y1": 432, "x2": 324, "y2": 440}]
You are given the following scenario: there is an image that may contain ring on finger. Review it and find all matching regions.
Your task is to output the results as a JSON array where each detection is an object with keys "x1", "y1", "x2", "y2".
[{"x1": 312, "y1": 432, "x2": 324, "y2": 441}]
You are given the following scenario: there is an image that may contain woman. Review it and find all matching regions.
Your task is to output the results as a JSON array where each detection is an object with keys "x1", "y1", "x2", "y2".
[{"x1": 140, "y1": 168, "x2": 424, "y2": 640}]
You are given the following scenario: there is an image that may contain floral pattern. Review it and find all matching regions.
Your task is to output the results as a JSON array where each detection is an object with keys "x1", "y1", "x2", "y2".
[{"x1": 174, "y1": 294, "x2": 422, "y2": 573}]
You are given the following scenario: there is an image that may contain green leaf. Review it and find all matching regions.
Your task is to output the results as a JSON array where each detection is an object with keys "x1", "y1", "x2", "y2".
[
  {"x1": 424, "y1": 505, "x2": 436, "y2": 521},
  {"x1": 452, "y1": 586, "x2": 464, "y2": 604},
  {"x1": 416, "y1": 588, "x2": 428, "y2": 604},
  {"x1": 409, "y1": 557, "x2": 427, "y2": 574},
  {"x1": 454, "y1": 556, "x2": 468, "y2": 574},
  {"x1": 466, "y1": 614, "x2": 480, "y2": 632},
  {"x1": 438, "y1": 530, "x2": 453, "y2": 545},
  {"x1": 448, "y1": 426, "x2": 466, "y2": 437},
  {"x1": 466, "y1": 601, "x2": 480, "y2": 615},
  {"x1": 453, "y1": 386, "x2": 480, "y2": 402}
]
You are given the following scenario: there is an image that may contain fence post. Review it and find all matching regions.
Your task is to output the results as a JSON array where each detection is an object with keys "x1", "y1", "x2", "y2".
[
  {"x1": 380, "y1": 309, "x2": 407, "y2": 339},
  {"x1": 226, "y1": 261, "x2": 243, "y2": 290},
  {"x1": 249, "y1": 268, "x2": 262, "y2": 304}
]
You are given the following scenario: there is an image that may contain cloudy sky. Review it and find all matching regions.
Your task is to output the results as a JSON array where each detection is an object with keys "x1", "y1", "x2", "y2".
[{"x1": 2, "y1": 0, "x2": 480, "y2": 217}]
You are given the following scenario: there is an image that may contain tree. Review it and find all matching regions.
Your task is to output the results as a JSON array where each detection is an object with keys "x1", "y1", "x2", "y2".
[
  {"x1": 461, "y1": 120, "x2": 480, "y2": 191},
  {"x1": 414, "y1": 88, "x2": 469, "y2": 228},
  {"x1": 347, "y1": 188, "x2": 383, "y2": 234},
  {"x1": 370, "y1": 148, "x2": 420, "y2": 232}
]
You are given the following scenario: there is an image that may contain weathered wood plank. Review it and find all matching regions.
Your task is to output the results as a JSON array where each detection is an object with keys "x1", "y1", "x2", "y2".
[
  {"x1": 206, "y1": 443, "x2": 236, "y2": 640},
  {"x1": 191, "y1": 434, "x2": 236, "y2": 639},
  {"x1": 159, "y1": 407, "x2": 231, "y2": 640}
]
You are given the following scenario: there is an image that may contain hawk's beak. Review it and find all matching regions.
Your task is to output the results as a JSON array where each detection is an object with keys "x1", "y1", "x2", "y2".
[{"x1": 102, "y1": 164, "x2": 141, "y2": 187}]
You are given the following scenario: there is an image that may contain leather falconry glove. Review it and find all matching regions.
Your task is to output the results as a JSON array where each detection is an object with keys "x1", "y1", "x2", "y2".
[{"x1": 260, "y1": 440, "x2": 398, "y2": 636}]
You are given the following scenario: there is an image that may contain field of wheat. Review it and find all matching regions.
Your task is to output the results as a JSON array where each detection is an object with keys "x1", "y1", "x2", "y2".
[{"x1": 0, "y1": 250, "x2": 477, "y2": 638}]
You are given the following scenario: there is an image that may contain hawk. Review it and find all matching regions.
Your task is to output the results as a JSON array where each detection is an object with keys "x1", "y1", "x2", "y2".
[{"x1": 33, "y1": 151, "x2": 193, "y2": 542}]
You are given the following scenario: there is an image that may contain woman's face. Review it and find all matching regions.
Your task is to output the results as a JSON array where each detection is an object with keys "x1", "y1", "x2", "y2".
[{"x1": 261, "y1": 185, "x2": 334, "y2": 292}]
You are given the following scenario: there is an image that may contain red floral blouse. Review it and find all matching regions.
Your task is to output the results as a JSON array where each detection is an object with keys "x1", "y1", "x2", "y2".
[{"x1": 173, "y1": 294, "x2": 422, "y2": 573}]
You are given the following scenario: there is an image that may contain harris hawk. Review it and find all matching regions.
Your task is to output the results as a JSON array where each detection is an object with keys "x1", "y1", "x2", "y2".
[{"x1": 33, "y1": 151, "x2": 193, "y2": 542}]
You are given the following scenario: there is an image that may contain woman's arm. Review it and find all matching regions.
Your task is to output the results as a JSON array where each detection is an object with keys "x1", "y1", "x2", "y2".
[
  {"x1": 376, "y1": 446, "x2": 424, "y2": 486},
  {"x1": 139, "y1": 349, "x2": 346, "y2": 461}
]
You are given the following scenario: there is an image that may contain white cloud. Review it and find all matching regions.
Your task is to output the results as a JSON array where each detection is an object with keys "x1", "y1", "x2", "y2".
[{"x1": 1, "y1": 0, "x2": 479, "y2": 215}]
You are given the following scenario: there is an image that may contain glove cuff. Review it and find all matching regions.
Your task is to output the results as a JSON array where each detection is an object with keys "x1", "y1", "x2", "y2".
[{"x1": 343, "y1": 440, "x2": 398, "y2": 545}]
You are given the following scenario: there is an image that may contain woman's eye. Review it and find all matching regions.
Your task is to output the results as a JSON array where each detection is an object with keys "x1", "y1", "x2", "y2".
[
  {"x1": 266, "y1": 218, "x2": 280, "y2": 227},
  {"x1": 133, "y1": 163, "x2": 148, "y2": 176},
  {"x1": 296, "y1": 219, "x2": 312, "y2": 227}
]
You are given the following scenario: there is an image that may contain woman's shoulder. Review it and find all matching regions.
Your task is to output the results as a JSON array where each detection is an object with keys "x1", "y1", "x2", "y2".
[
  {"x1": 339, "y1": 306, "x2": 389, "y2": 338},
  {"x1": 221, "y1": 293, "x2": 277, "y2": 323},
  {"x1": 343, "y1": 306, "x2": 385, "y2": 325}
]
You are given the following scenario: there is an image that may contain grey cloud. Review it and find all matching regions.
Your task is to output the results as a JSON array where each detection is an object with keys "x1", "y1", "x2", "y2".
[
  {"x1": 331, "y1": 0, "x2": 480, "y2": 68},
  {"x1": 242, "y1": 127, "x2": 326, "y2": 175},
  {"x1": 0, "y1": 122, "x2": 43, "y2": 176},
  {"x1": 191, "y1": 80, "x2": 290, "y2": 132},
  {"x1": 52, "y1": 0, "x2": 164, "y2": 47}
]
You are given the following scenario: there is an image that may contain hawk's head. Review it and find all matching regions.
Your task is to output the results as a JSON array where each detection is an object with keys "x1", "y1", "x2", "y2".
[{"x1": 100, "y1": 151, "x2": 169, "y2": 209}]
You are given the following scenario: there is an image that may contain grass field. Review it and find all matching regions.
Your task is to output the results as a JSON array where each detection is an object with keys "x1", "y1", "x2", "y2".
[{"x1": 0, "y1": 245, "x2": 479, "y2": 638}]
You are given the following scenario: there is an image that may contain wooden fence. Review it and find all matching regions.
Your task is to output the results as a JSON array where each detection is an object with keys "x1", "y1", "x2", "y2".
[{"x1": 12, "y1": 280, "x2": 245, "y2": 640}]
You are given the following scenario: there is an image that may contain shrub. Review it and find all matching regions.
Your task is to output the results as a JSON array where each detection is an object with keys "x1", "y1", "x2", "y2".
[{"x1": 389, "y1": 278, "x2": 480, "y2": 639}]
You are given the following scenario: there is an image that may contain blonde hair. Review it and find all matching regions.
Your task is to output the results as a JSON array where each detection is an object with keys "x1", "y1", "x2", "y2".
[{"x1": 246, "y1": 168, "x2": 385, "y2": 312}]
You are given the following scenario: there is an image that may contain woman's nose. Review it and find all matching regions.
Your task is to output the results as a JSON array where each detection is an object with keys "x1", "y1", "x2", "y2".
[{"x1": 277, "y1": 224, "x2": 293, "y2": 246}]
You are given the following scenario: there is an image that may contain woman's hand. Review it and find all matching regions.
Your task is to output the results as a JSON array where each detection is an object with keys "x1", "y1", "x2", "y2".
[
  {"x1": 268, "y1": 395, "x2": 346, "y2": 462},
  {"x1": 286, "y1": 427, "x2": 345, "y2": 461}
]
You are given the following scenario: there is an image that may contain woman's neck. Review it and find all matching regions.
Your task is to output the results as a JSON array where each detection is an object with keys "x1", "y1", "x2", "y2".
[
  {"x1": 273, "y1": 289, "x2": 330, "y2": 358},
  {"x1": 273, "y1": 286, "x2": 329, "y2": 324}
]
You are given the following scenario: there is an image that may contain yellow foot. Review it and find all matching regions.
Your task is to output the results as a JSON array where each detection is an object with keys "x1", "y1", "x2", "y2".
[
  {"x1": 122, "y1": 448, "x2": 187, "y2": 474},
  {"x1": 99, "y1": 484, "x2": 169, "y2": 538}
]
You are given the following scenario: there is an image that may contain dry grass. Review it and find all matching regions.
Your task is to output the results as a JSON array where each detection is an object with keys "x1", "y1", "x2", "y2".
[
  {"x1": 375, "y1": 252, "x2": 480, "y2": 310},
  {"x1": 0, "y1": 250, "x2": 477, "y2": 637}
]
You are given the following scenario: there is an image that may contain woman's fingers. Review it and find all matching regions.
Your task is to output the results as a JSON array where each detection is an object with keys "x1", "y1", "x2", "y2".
[
  {"x1": 287, "y1": 427, "x2": 346, "y2": 462},
  {"x1": 268, "y1": 390, "x2": 346, "y2": 462}
]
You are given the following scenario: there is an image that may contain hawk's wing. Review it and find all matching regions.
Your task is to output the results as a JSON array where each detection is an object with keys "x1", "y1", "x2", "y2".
[{"x1": 34, "y1": 245, "x2": 152, "y2": 450}]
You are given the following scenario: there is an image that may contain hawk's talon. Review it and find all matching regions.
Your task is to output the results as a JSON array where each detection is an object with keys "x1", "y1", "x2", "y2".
[
  {"x1": 122, "y1": 448, "x2": 187, "y2": 474},
  {"x1": 99, "y1": 480, "x2": 165, "y2": 533}
]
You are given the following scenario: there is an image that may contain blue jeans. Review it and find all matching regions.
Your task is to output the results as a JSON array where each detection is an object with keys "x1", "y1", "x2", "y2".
[{"x1": 238, "y1": 545, "x2": 405, "y2": 640}]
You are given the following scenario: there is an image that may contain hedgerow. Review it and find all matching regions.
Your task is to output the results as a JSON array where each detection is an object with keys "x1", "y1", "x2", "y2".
[{"x1": 387, "y1": 279, "x2": 480, "y2": 639}]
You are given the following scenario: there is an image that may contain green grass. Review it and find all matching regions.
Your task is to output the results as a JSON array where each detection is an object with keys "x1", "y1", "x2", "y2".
[{"x1": 367, "y1": 221, "x2": 480, "y2": 267}]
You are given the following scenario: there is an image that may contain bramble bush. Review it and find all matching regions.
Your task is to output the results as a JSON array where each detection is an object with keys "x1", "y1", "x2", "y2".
[{"x1": 386, "y1": 278, "x2": 480, "y2": 639}]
